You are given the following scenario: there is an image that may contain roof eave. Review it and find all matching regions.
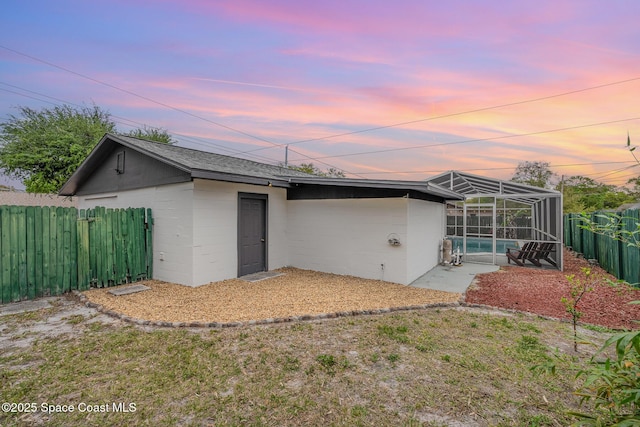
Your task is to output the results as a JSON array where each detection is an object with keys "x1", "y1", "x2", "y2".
[
  {"x1": 191, "y1": 170, "x2": 290, "y2": 187},
  {"x1": 288, "y1": 177, "x2": 464, "y2": 200}
]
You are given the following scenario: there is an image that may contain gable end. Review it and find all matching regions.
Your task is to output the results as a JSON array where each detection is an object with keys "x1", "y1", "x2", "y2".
[{"x1": 75, "y1": 143, "x2": 191, "y2": 195}]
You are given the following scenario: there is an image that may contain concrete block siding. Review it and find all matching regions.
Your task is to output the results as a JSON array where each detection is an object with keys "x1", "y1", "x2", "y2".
[{"x1": 80, "y1": 180, "x2": 445, "y2": 286}]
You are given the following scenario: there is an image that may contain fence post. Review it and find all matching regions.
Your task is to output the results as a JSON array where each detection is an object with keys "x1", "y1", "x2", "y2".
[
  {"x1": 146, "y1": 208, "x2": 153, "y2": 280},
  {"x1": 1, "y1": 207, "x2": 11, "y2": 303}
]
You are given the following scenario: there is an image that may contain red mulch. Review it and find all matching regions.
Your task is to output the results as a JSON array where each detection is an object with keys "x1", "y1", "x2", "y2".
[{"x1": 465, "y1": 248, "x2": 640, "y2": 330}]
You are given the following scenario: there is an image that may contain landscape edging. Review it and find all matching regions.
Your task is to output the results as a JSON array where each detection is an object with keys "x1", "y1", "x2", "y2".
[{"x1": 73, "y1": 290, "x2": 461, "y2": 328}]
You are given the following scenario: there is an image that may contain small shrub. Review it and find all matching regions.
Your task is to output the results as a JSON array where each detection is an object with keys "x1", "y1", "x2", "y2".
[{"x1": 571, "y1": 330, "x2": 640, "y2": 425}]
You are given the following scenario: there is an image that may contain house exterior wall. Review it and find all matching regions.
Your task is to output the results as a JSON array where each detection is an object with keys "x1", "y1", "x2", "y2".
[
  {"x1": 406, "y1": 199, "x2": 446, "y2": 283},
  {"x1": 78, "y1": 182, "x2": 196, "y2": 286},
  {"x1": 191, "y1": 179, "x2": 288, "y2": 286},
  {"x1": 287, "y1": 198, "x2": 409, "y2": 284},
  {"x1": 79, "y1": 182, "x2": 445, "y2": 287}
]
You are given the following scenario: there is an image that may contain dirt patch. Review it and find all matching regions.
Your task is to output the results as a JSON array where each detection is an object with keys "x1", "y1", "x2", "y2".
[
  {"x1": 82, "y1": 267, "x2": 461, "y2": 323},
  {"x1": 0, "y1": 296, "x2": 122, "y2": 357},
  {"x1": 465, "y1": 248, "x2": 640, "y2": 330}
]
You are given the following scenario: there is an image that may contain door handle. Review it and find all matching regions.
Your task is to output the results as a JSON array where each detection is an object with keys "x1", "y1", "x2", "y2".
[{"x1": 260, "y1": 238, "x2": 265, "y2": 242}]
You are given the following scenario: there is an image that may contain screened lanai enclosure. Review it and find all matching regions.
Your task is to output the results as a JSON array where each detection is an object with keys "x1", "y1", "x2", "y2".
[{"x1": 426, "y1": 171, "x2": 563, "y2": 270}]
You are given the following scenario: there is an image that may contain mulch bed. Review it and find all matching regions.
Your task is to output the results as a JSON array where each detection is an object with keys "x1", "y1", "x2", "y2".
[
  {"x1": 82, "y1": 268, "x2": 461, "y2": 324},
  {"x1": 465, "y1": 248, "x2": 640, "y2": 330}
]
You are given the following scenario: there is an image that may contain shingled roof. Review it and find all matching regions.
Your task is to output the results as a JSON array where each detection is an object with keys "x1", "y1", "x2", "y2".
[
  {"x1": 109, "y1": 134, "x2": 314, "y2": 180},
  {"x1": 60, "y1": 133, "x2": 463, "y2": 201},
  {"x1": 59, "y1": 133, "x2": 315, "y2": 195}
]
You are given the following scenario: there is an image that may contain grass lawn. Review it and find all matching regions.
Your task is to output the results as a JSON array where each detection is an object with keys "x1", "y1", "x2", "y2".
[{"x1": 0, "y1": 303, "x2": 612, "y2": 426}]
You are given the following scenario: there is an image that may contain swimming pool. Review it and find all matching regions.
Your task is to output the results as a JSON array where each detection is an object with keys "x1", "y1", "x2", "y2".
[{"x1": 447, "y1": 237, "x2": 518, "y2": 254}]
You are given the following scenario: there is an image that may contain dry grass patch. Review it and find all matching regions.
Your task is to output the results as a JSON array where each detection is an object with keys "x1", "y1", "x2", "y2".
[
  {"x1": 83, "y1": 267, "x2": 460, "y2": 323},
  {"x1": 1, "y1": 306, "x2": 608, "y2": 426}
]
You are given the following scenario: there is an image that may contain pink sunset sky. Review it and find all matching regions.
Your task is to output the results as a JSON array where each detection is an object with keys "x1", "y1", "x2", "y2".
[{"x1": 1, "y1": 0, "x2": 639, "y2": 189}]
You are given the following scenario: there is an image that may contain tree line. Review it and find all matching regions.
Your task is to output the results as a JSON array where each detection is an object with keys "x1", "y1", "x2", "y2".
[{"x1": 511, "y1": 160, "x2": 639, "y2": 213}]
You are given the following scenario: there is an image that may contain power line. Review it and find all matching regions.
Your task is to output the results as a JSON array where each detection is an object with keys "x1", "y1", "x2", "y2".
[
  {"x1": 3, "y1": 44, "x2": 637, "y2": 180},
  {"x1": 587, "y1": 164, "x2": 639, "y2": 181},
  {"x1": 0, "y1": 45, "x2": 362, "y2": 177},
  {"x1": 239, "y1": 76, "x2": 640, "y2": 154},
  {"x1": 0, "y1": 84, "x2": 283, "y2": 164},
  {"x1": 351, "y1": 160, "x2": 638, "y2": 176},
  {"x1": 305, "y1": 117, "x2": 640, "y2": 160},
  {"x1": 0, "y1": 45, "x2": 279, "y2": 146}
]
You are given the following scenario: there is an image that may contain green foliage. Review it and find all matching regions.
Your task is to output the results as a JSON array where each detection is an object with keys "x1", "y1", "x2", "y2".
[
  {"x1": 626, "y1": 177, "x2": 640, "y2": 201},
  {"x1": 0, "y1": 104, "x2": 173, "y2": 193},
  {"x1": 571, "y1": 331, "x2": 640, "y2": 425},
  {"x1": 287, "y1": 162, "x2": 346, "y2": 178},
  {"x1": 565, "y1": 194, "x2": 640, "y2": 424},
  {"x1": 125, "y1": 126, "x2": 175, "y2": 144},
  {"x1": 387, "y1": 353, "x2": 400, "y2": 364},
  {"x1": 377, "y1": 324, "x2": 410, "y2": 343},
  {"x1": 562, "y1": 268, "x2": 596, "y2": 353},
  {"x1": 560, "y1": 176, "x2": 636, "y2": 213},
  {"x1": 511, "y1": 160, "x2": 556, "y2": 188},
  {"x1": 315, "y1": 354, "x2": 349, "y2": 375},
  {"x1": 579, "y1": 212, "x2": 640, "y2": 249},
  {"x1": 0, "y1": 104, "x2": 115, "y2": 192}
]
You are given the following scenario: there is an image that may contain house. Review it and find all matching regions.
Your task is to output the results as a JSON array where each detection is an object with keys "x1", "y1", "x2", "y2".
[{"x1": 59, "y1": 133, "x2": 462, "y2": 286}]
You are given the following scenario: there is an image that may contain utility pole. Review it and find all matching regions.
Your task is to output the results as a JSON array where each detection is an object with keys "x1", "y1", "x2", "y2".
[{"x1": 284, "y1": 144, "x2": 289, "y2": 168}]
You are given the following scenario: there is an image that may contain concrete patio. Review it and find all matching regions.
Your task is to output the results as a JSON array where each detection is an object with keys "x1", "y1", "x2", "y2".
[{"x1": 410, "y1": 262, "x2": 500, "y2": 293}]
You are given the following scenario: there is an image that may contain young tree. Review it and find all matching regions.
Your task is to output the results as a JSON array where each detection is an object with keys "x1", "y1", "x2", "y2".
[
  {"x1": 562, "y1": 268, "x2": 596, "y2": 352},
  {"x1": 536, "y1": 135, "x2": 640, "y2": 424},
  {"x1": 0, "y1": 104, "x2": 173, "y2": 193},
  {"x1": 511, "y1": 161, "x2": 556, "y2": 188}
]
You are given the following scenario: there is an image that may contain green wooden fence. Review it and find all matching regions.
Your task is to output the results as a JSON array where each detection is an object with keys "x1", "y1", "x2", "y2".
[
  {"x1": 564, "y1": 209, "x2": 640, "y2": 286},
  {"x1": 1, "y1": 206, "x2": 152, "y2": 303}
]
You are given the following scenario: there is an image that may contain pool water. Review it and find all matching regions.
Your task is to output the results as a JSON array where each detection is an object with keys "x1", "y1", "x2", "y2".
[{"x1": 448, "y1": 237, "x2": 518, "y2": 254}]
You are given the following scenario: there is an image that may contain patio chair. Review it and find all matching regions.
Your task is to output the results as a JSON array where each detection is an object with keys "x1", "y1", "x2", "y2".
[
  {"x1": 533, "y1": 242, "x2": 558, "y2": 268},
  {"x1": 506, "y1": 242, "x2": 541, "y2": 267}
]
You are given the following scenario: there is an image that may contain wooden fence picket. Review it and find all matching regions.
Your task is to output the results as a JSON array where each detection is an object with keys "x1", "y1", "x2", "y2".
[{"x1": 1, "y1": 207, "x2": 11, "y2": 302}]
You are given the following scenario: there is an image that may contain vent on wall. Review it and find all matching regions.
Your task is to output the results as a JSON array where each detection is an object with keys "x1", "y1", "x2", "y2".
[{"x1": 116, "y1": 151, "x2": 125, "y2": 174}]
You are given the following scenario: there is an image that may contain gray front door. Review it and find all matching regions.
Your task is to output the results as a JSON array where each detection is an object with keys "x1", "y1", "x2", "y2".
[{"x1": 238, "y1": 194, "x2": 267, "y2": 276}]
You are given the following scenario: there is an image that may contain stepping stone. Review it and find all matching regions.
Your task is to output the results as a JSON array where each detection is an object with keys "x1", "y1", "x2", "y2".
[
  {"x1": 240, "y1": 271, "x2": 284, "y2": 282},
  {"x1": 108, "y1": 284, "x2": 151, "y2": 296}
]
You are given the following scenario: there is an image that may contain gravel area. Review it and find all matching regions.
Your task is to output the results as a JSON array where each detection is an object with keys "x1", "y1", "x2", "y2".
[
  {"x1": 466, "y1": 248, "x2": 640, "y2": 330},
  {"x1": 82, "y1": 267, "x2": 461, "y2": 323}
]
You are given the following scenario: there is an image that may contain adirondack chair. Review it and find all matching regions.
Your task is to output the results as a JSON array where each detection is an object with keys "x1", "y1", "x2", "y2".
[
  {"x1": 506, "y1": 242, "x2": 541, "y2": 267},
  {"x1": 533, "y1": 242, "x2": 558, "y2": 268}
]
